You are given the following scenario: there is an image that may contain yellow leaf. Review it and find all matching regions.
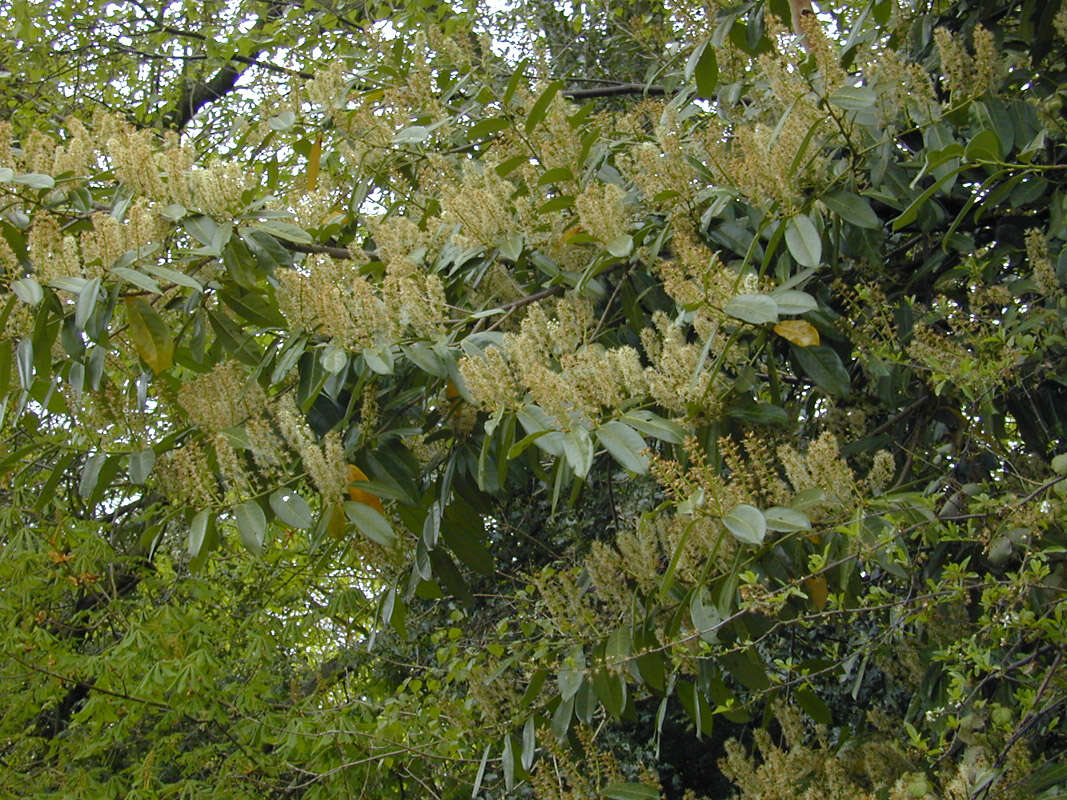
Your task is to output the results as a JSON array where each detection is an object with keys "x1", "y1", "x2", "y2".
[
  {"x1": 346, "y1": 464, "x2": 384, "y2": 514},
  {"x1": 125, "y1": 297, "x2": 174, "y2": 373},
  {"x1": 306, "y1": 134, "x2": 322, "y2": 191},
  {"x1": 773, "y1": 319, "x2": 820, "y2": 347},
  {"x1": 805, "y1": 575, "x2": 828, "y2": 611}
]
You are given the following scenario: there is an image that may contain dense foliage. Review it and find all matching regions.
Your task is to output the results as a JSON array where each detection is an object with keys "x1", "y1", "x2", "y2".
[{"x1": 0, "y1": 0, "x2": 1065, "y2": 797}]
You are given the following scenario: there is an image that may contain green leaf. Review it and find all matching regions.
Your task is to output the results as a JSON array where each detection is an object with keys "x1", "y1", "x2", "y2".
[
  {"x1": 602, "y1": 783, "x2": 660, "y2": 800},
  {"x1": 593, "y1": 668, "x2": 626, "y2": 717},
  {"x1": 965, "y1": 129, "x2": 1001, "y2": 163},
  {"x1": 393, "y1": 124, "x2": 430, "y2": 144},
  {"x1": 562, "y1": 427, "x2": 595, "y2": 478},
  {"x1": 690, "y1": 589, "x2": 722, "y2": 643},
  {"x1": 320, "y1": 345, "x2": 348, "y2": 374},
  {"x1": 720, "y1": 648, "x2": 771, "y2": 691},
  {"x1": 15, "y1": 337, "x2": 33, "y2": 389},
  {"x1": 828, "y1": 85, "x2": 877, "y2": 110},
  {"x1": 268, "y1": 110, "x2": 296, "y2": 130},
  {"x1": 550, "y1": 695, "x2": 574, "y2": 741},
  {"x1": 252, "y1": 220, "x2": 313, "y2": 244},
  {"x1": 270, "y1": 489, "x2": 313, "y2": 529},
  {"x1": 724, "y1": 293, "x2": 778, "y2": 324},
  {"x1": 495, "y1": 155, "x2": 528, "y2": 177},
  {"x1": 792, "y1": 344, "x2": 850, "y2": 396},
  {"x1": 596, "y1": 420, "x2": 649, "y2": 474},
  {"x1": 11, "y1": 277, "x2": 42, "y2": 306},
  {"x1": 471, "y1": 744, "x2": 491, "y2": 799},
  {"x1": 124, "y1": 298, "x2": 174, "y2": 373},
  {"x1": 79, "y1": 452, "x2": 106, "y2": 498},
  {"x1": 723, "y1": 503, "x2": 766, "y2": 545},
  {"x1": 111, "y1": 266, "x2": 162, "y2": 294},
  {"x1": 686, "y1": 37, "x2": 719, "y2": 99},
  {"x1": 525, "y1": 81, "x2": 563, "y2": 134},
  {"x1": 128, "y1": 448, "x2": 155, "y2": 485},
  {"x1": 75, "y1": 278, "x2": 101, "y2": 331},
  {"x1": 502, "y1": 735, "x2": 515, "y2": 792},
  {"x1": 184, "y1": 215, "x2": 219, "y2": 248},
  {"x1": 605, "y1": 233, "x2": 633, "y2": 258},
  {"x1": 468, "y1": 116, "x2": 510, "y2": 139},
  {"x1": 188, "y1": 509, "x2": 211, "y2": 559},
  {"x1": 1052, "y1": 454, "x2": 1067, "y2": 475},
  {"x1": 677, "y1": 680, "x2": 714, "y2": 736},
  {"x1": 538, "y1": 167, "x2": 574, "y2": 185},
  {"x1": 344, "y1": 500, "x2": 397, "y2": 547},
  {"x1": 516, "y1": 404, "x2": 566, "y2": 457},
  {"x1": 795, "y1": 685, "x2": 832, "y2": 724},
  {"x1": 558, "y1": 644, "x2": 586, "y2": 700},
  {"x1": 763, "y1": 506, "x2": 812, "y2": 532},
  {"x1": 537, "y1": 195, "x2": 574, "y2": 214},
  {"x1": 140, "y1": 263, "x2": 204, "y2": 292},
  {"x1": 12, "y1": 172, "x2": 55, "y2": 190},
  {"x1": 769, "y1": 289, "x2": 817, "y2": 315},
  {"x1": 619, "y1": 410, "x2": 685, "y2": 444},
  {"x1": 785, "y1": 214, "x2": 821, "y2": 267},
  {"x1": 520, "y1": 716, "x2": 535, "y2": 771},
  {"x1": 822, "y1": 191, "x2": 880, "y2": 229},
  {"x1": 235, "y1": 500, "x2": 266, "y2": 556},
  {"x1": 891, "y1": 165, "x2": 964, "y2": 230},
  {"x1": 503, "y1": 58, "x2": 528, "y2": 106}
]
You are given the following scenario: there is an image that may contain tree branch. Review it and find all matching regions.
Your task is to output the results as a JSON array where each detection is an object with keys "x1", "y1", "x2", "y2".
[
  {"x1": 161, "y1": 2, "x2": 290, "y2": 130},
  {"x1": 563, "y1": 82, "x2": 666, "y2": 99}
]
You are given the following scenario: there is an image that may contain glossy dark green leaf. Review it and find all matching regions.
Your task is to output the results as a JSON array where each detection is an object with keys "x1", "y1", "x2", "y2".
[{"x1": 793, "y1": 344, "x2": 851, "y2": 396}]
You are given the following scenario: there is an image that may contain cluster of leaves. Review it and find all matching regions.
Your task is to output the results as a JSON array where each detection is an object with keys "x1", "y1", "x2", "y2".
[{"x1": 0, "y1": 0, "x2": 1065, "y2": 797}]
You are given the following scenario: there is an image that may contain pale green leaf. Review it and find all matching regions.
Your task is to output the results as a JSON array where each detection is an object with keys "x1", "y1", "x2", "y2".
[
  {"x1": 724, "y1": 293, "x2": 779, "y2": 324},
  {"x1": 235, "y1": 500, "x2": 266, "y2": 556},
  {"x1": 785, "y1": 214, "x2": 822, "y2": 267},
  {"x1": 596, "y1": 420, "x2": 650, "y2": 474},
  {"x1": 764, "y1": 506, "x2": 812, "y2": 532},
  {"x1": 723, "y1": 503, "x2": 767, "y2": 546},
  {"x1": 344, "y1": 500, "x2": 397, "y2": 547},
  {"x1": 270, "y1": 489, "x2": 313, "y2": 529},
  {"x1": 128, "y1": 448, "x2": 155, "y2": 485}
]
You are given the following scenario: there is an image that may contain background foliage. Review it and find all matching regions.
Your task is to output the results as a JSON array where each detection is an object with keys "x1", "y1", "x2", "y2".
[{"x1": 0, "y1": 0, "x2": 1065, "y2": 797}]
